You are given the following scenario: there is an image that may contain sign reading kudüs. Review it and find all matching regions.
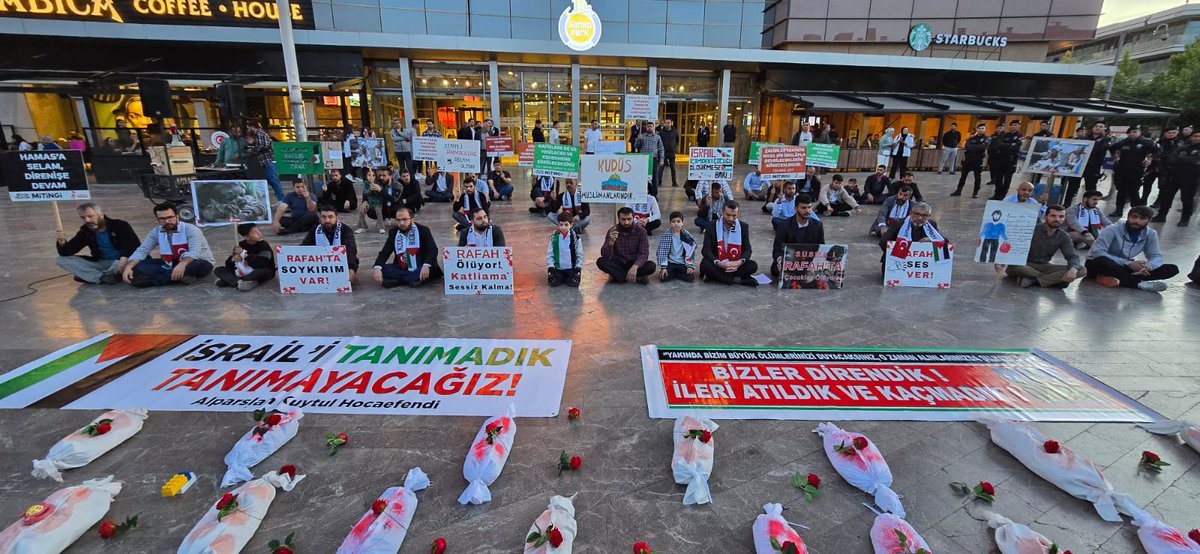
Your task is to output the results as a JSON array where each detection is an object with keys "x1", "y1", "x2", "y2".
[
  {"x1": 0, "y1": 0, "x2": 314, "y2": 28},
  {"x1": 640, "y1": 345, "x2": 1161, "y2": 423},
  {"x1": 0, "y1": 334, "x2": 573, "y2": 417},
  {"x1": 3, "y1": 150, "x2": 89, "y2": 202}
]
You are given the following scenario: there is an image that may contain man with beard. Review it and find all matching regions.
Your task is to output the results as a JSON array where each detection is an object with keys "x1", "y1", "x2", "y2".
[
  {"x1": 1106, "y1": 124, "x2": 1159, "y2": 218},
  {"x1": 271, "y1": 179, "x2": 318, "y2": 235},
  {"x1": 1004, "y1": 181, "x2": 1046, "y2": 220},
  {"x1": 1006, "y1": 205, "x2": 1085, "y2": 288},
  {"x1": 386, "y1": 167, "x2": 424, "y2": 216},
  {"x1": 1086, "y1": 206, "x2": 1178, "y2": 291},
  {"x1": 373, "y1": 207, "x2": 441, "y2": 288},
  {"x1": 871, "y1": 185, "x2": 915, "y2": 237},
  {"x1": 124, "y1": 202, "x2": 215, "y2": 287},
  {"x1": 319, "y1": 168, "x2": 358, "y2": 213},
  {"x1": 862, "y1": 164, "x2": 890, "y2": 204},
  {"x1": 879, "y1": 201, "x2": 949, "y2": 274},
  {"x1": 548, "y1": 178, "x2": 590, "y2": 232},
  {"x1": 700, "y1": 201, "x2": 759, "y2": 286},
  {"x1": 1065, "y1": 190, "x2": 1113, "y2": 249},
  {"x1": 301, "y1": 205, "x2": 360, "y2": 279},
  {"x1": 952, "y1": 123, "x2": 990, "y2": 198},
  {"x1": 458, "y1": 208, "x2": 506, "y2": 247},
  {"x1": 453, "y1": 176, "x2": 491, "y2": 231},
  {"x1": 597, "y1": 207, "x2": 656, "y2": 284},
  {"x1": 771, "y1": 194, "x2": 824, "y2": 279},
  {"x1": 213, "y1": 223, "x2": 275, "y2": 291},
  {"x1": 56, "y1": 202, "x2": 140, "y2": 284}
]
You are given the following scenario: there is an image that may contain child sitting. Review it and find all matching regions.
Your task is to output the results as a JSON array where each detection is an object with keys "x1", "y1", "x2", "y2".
[
  {"x1": 656, "y1": 211, "x2": 697, "y2": 283},
  {"x1": 547, "y1": 211, "x2": 583, "y2": 287}
]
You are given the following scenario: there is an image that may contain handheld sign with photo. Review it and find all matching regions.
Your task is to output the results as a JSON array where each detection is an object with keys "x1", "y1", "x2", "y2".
[
  {"x1": 351, "y1": 138, "x2": 388, "y2": 169},
  {"x1": 748, "y1": 142, "x2": 783, "y2": 166},
  {"x1": 579, "y1": 153, "x2": 649, "y2": 204},
  {"x1": 884, "y1": 241, "x2": 954, "y2": 288},
  {"x1": 974, "y1": 200, "x2": 1040, "y2": 266},
  {"x1": 273, "y1": 141, "x2": 323, "y2": 174},
  {"x1": 778, "y1": 244, "x2": 848, "y2": 290},
  {"x1": 759, "y1": 145, "x2": 806, "y2": 180},
  {"x1": 688, "y1": 147, "x2": 734, "y2": 180},
  {"x1": 517, "y1": 142, "x2": 536, "y2": 167},
  {"x1": 804, "y1": 143, "x2": 841, "y2": 168},
  {"x1": 1022, "y1": 137, "x2": 1094, "y2": 178},
  {"x1": 438, "y1": 139, "x2": 482, "y2": 173},
  {"x1": 276, "y1": 245, "x2": 352, "y2": 294},
  {"x1": 321, "y1": 141, "x2": 343, "y2": 170},
  {"x1": 3, "y1": 150, "x2": 89, "y2": 202},
  {"x1": 413, "y1": 136, "x2": 441, "y2": 162},
  {"x1": 190, "y1": 180, "x2": 273, "y2": 226},
  {"x1": 533, "y1": 143, "x2": 581, "y2": 179},
  {"x1": 623, "y1": 94, "x2": 660, "y2": 121},
  {"x1": 485, "y1": 136, "x2": 514, "y2": 157},
  {"x1": 443, "y1": 247, "x2": 514, "y2": 295}
]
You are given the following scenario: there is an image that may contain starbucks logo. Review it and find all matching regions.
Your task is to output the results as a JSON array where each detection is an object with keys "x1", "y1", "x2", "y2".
[{"x1": 909, "y1": 23, "x2": 932, "y2": 52}]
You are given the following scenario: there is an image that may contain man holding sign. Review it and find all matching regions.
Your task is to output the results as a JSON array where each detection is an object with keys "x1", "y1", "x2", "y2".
[{"x1": 55, "y1": 202, "x2": 140, "y2": 285}]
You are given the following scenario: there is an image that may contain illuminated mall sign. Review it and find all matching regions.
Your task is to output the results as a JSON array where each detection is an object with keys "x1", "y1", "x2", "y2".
[
  {"x1": 908, "y1": 23, "x2": 1008, "y2": 52},
  {"x1": 0, "y1": 0, "x2": 314, "y2": 28},
  {"x1": 559, "y1": 0, "x2": 601, "y2": 52}
]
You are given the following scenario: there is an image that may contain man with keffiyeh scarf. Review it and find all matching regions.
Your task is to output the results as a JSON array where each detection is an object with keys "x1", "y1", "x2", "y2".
[
  {"x1": 1065, "y1": 191, "x2": 1112, "y2": 249},
  {"x1": 879, "y1": 201, "x2": 950, "y2": 274},
  {"x1": 301, "y1": 205, "x2": 360, "y2": 278},
  {"x1": 373, "y1": 207, "x2": 441, "y2": 288}
]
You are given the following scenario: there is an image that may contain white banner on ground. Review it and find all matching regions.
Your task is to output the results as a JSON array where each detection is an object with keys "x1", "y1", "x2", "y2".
[
  {"x1": 0, "y1": 334, "x2": 572, "y2": 417},
  {"x1": 438, "y1": 139, "x2": 482, "y2": 173},
  {"x1": 276, "y1": 245, "x2": 352, "y2": 293},
  {"x1": 443, "y1": 247, "x2": 514, "y2": 295}
]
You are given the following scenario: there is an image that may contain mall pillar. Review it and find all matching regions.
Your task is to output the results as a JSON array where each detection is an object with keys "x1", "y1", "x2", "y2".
[
  {"x1": 488, "y1": 61, "x2": 501, "y2": 132},
  {"x1": 400, "y1": 57, "x2": 415, "y2": 126},
  {"x1": 570, "y1": 62, "x2": 580, "y2": 147},
  {"x1": 718, "y1": 69, "x2": 730, "y2": 139}
]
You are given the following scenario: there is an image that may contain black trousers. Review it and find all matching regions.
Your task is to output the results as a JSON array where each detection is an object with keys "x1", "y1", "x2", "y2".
[
  {"x1": 1062, "y1": 176, "x2": 1083, "y2": 206},
  {"x1": 955, "y1": 159, "x2": 984, "y2": 194},
  {"x1": 1083, "y1": 171, "x2": 1102, "y2": 194},
  {"x1": 661, "y1": 262, "x2": 695, "y2": 282},
  {"x1": 658, "y1": 154, "x2": 678, "y2": 186},
  {"x1": 642, "y1": 220, "x2": 662, "y2": 235},
  {"x1": 1113, "y1": 168, "x2": 1146, "y2": 209},
  {"x1": 1085, "y1": 257, "x2": 1179, "y2": 288},
  {"x1": 1141, "y1": 170, "x2": 1159, "y2": 204},
  {"x1": 280, "y1": 212, "x2": 318, "y2": 235},
  {"x1": 992, "y1": 165, "x2": 1016, "y2": 199},
  {"x1": 596, "y1": 256, "x2": 656, "y2": 282},
  {"x1": 1155, "y1": 177, "x2": 1196, "y2": 221},
  {"x1": 547, "y1": 267, "x2": 581, "y2": 287},
  {"x1": 214, "y1": 267, "x2": 275, "y2": 286},
  {"x1": 700, "y1": 258, "x2": 758, "y2": 284},
  {"x1": 978, "y1": 239, "x2": 1000, "y2": 263},
  {"x1": 889, "y1": 154, "x2": 908, "y2": 179}
]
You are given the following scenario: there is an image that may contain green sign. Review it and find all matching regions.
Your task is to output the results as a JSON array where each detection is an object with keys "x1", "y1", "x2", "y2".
[
  {"x1": 533, "y1": 143, "x2": 580, "y2": 178},
  {"x1": 748, "y1": 142, "x2": 783, "y2": 166},
  {"x1": 273, "y1": 141, "x2": 323, "y2": 174},
  {"x1": 804, "y1": 143, "x2": 841, "y2": 168},
  {"x1": 908, "y1": 23, "x2": 932, "y2": 52}
]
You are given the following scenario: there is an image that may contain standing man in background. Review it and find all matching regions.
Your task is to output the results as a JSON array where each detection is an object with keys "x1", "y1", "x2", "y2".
[
  {"x1": 420, "y1": 119, "x2": 442, "y2": 176},
  {"x1": 391, "y1": 118, "x2": 413, "y2": 176},
  {"x1": 697, "y1": 120, "x2": 711, "y2": 148},
  {"x1": 636, "y1": 121, "x2": 665, "y2": 197},
  {"x1": 658, "y1": 119, "x2": 680, "y2": 188},
  {"x1": 246, "y1": 119, "x2": 283, "y2": 202},
  {"x1": 1029, "y1": 121, "x2": 1054, "y2": 187},
  {"x1": 1106, "y1": 124, "x2": 1159, "y2": 219},
  {"x1": 584, "y1": 119, "x2": 603, "y2": 155},
  {"x1": 938, "y1": 122, "x2": 961, "y2": 175},
  {"x1": 722, "y1": 117, "x2": 736, "y2": 148}
]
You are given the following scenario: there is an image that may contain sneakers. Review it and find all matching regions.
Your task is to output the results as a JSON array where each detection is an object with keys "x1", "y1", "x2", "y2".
[
  {"x1": 1018, "y1": 277, "x2": 1037, "y2": 288},
  {"x1": 378, "y1": 227, "x2": 387, "y2": 234},
  {"x1": 1096, "y1": 275, "x2": 1121, "y2": 287},
  {"x1": 355, "y1": 227, "x2": 366, "y2": 234},
  {"x1": 971, "y1": 194, "x2": 979, "y2": 199},
  {"x1": 1137, "y1": 281, "x2": 1168, "y2": 292},
  {"x1": 237, "y1": 280, "x2": 259, "y2": 291}
]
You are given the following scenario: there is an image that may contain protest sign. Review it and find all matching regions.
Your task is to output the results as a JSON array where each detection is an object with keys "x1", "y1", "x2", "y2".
[
  {"x1": 759, "y1": 145, "x2": 806, "y2": 180},
  {"x1": 517, "y1": 142, "x2": 536, "y2": 167},
  {"x1": 805, "y1": 143, "x2": 841, "y2": 168},
  {"x1": 351, "y1": 138, "x2": 388, "y2": 168},
  {"x1": 688, "y1": 147, "x2": 734, "y2": 180},
  {"x1": 640, "y1": 345, "x2": 1160, "y2": 422},
  {"x1": 3, "y1": 150, "x2": 89, "y2": 201},
  {"x1": 443, "y1": 247, "x2": 514, "y2": 295},
  {"x1": 594, "y1": 140, "x2": 626, "y2": 155},
  {"x1": 0, "y1": 334, "x2": 572, "y2": 417},
  {"x1": 975, "y1": 200, "x2": 1040, "y2": 265},
  {"x1": 276, "y1": 245, "x2": 352, "y2": 294},
  {"x1": 623, "y1": 94, "x2": 659, "y2": 121},
  {"x1": 884, "y1": 241, "x2": 953, "y2": 288},
  {"x1": 273, "y1": 141, "x2": 323, "y2": 174},
  {"x1": 579, "y1": 154, "x2": 649, "y2": 204},
  {"x1": 533, "y1": 143, "x2": 581, "y2": 178},
  {"x1": 190, "y1": 180, "x2": 272, "y2": 226},
  {"x1": 413, "y1": 136, "x2": 441, "y2": 162},
  {"x1": 1022, "y1": 137, "x2": 1093, "y2": 178},
  {"x1": 321, "y1": 141, "x2": 343, "y2": 170},
  {"x1": 438, "y1": 139, "x2": 482, "y2": 173},
  {"x1": 748, "y1": 142, "x2": 783, "y2": 166},
  {"x1": 485, "y1": 136, "x2": 514, "y2": 157},
  {"x1": 778, "y1": 244, "x2": 847, "y2": 290}
]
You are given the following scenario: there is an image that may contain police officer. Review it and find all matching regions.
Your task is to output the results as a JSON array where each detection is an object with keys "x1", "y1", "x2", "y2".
[
  {"x1": 1106, "y1": 124, "x2": 1160, "y2": 218},
  {"x1": 1155, "y1": 130, "x2": 1200, "y2": 226},
  {"x1": 1146, "y1": 125, "x2": 1185, "y2": 210},
  {"x1": 985, "y1": 122, "x2": 1005, "y2": 190},
  {"x1": 952, "y1": 123, "x2": 990, "y2": 198},
  {"x1": 1029, "y1": 121, "x2": 1055, "y2": 186},
  {"x1": 1080, "y1": 121, "x2": 1113, "y2": 199},
  {"x1": 990, "y1": 120, "x2": 1023, "y2": 200}
]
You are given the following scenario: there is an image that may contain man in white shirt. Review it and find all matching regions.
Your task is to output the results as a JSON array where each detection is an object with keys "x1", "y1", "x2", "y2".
[
  {"x1": 548, "y1": 121, "x2": 561, "y2": 144},
  {"x1": 583, "y1": 119, "x2": 603, "y2": 154}
]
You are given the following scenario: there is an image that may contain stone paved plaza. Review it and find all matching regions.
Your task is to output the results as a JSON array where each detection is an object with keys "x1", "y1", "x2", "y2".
[{"x1": 1, "y1": 167, "x2": 1198, "y2": 553}]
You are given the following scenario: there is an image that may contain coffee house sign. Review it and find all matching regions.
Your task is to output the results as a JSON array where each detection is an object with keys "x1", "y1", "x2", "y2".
[{"x1": 0, "y1": 0, "x2": 313, "y2": 28}]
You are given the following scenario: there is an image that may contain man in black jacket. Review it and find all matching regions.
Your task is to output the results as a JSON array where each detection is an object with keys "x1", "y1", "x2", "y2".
[
  {"x1": 1081, "y1": 121, "x2": 1113, "y2": 197},
  {"x1": 1106, "y1": 124, "x2": 1160, "y2": 218},
  {"x1": 659, "y1": 119, "x2": 680, "y2": 188},
  {"x1": 938, "y1": 123, "x2": 961, "y2": 174},
  {"x1": 771, "y1": 193, "x2": 825, "y2": 278},
  {"x1": 990, "y1": 120, "x2": 1023, "y2": 200},
  {"x1": 696, "y1": 122, "x2": 710, "y2": 147},
  {"x1": 373, "y1": 206, "x2": 442, "y2": 288},
  {"x1": 700, "y1": 200, "x2": 758, "y2": 286},
  {"x1": 319, "y1": 168, "x2": 358, "y2": 213},
  {"x1": 458, "y1": 118, "x2": 476, "y2": 142},
  {"x1": 453, "y1": 176, "x2": 490, "y2": 230},
  {"x1": 385, "y1": 167, "x2": 424, "y2": 216},
  {"x1": 457, "y1": 208, "x2": 507, "y2": 247},
  {"x1": 1155, "y1": 130, "x2": 1200, "y2": 226},
  {"x1": 1146, "y1": 125, "x2": 1184, "y2": 211},
  {"x1": 953, "y1": 124, "x2": 990, "y2": 197},
  {"x1": 55, "y1": 202, "x2": 140, "y2": 284},
  {"x1": 301, "y1": 205, "x2": 360, "y2": 279},
  {"x1": 213, "y1": 223, "x2": 275, "y2": 291}
]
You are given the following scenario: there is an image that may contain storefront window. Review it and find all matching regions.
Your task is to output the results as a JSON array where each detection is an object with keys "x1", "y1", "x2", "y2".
[
  {"x1": 626, "y1": 75, "x2": 648, "y2": 94},
  {"x1": 659, "y1": 74, "x2": 718, "y2": 98},
  {"x1": 601, "y1": 74, "x2": 625, "y2": 94},
  {"x1": 499, "y1": 68, "x2": 520, "y2": 91},
  {"x1": 413, "y1": 66, "x2": 487, "y2": 93},
  {"x1": 579, "y1": 72, "x2": 600, "y2": 94}
]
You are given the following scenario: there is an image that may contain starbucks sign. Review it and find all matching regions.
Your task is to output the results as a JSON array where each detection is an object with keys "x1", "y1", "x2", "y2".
[
  {"x1": 558, "y1": 0, "x2": 601, "y2": 51},
  {"x1": 909, "y1": 22, "x2": 1008, "y2": 51},
  {"x1": 908, "y1": 23, "x2": 932, "y2": 52}
]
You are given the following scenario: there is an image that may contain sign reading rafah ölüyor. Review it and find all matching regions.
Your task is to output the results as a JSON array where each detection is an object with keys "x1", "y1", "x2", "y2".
[
  {"x1": 3, "y1": 150, "x2": 89, "y2": 201},
  {"x1": 276, "y1": 245, "x2": 352, "y2": 293},
  {"x1": 443, "y1": 247, "x2": 514, "y2": 295},
  {"x1": 640, "y1": 345, "x2": 1161, "y2": 422},
  {"x1": 0, "y1": 334, "x2": 572, "y2": 417}
]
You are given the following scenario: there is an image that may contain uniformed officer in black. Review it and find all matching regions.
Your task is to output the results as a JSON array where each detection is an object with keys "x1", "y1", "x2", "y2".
[
  {"x1": 985, "y1": 122, "x2": 1005, "y2": 189},
  {"x1": 952, "y1": 123, "x2": 991, "y2": 198},
  {"x1": 990, "y1": 120, "x2": 1024, "y2": 200},
  {"x1": 1106, "y1": 124, "x2": 1160, "y2": 218},
  {"x1": 1146, "y1": 125, "x2": 1185, "y2": 209},
  {"x1": 1081, "y1": 121, "x2": 1112, "y2": 197},
  {"x1": 1029, "y1": 121, "x2": 1055, "y2": 186},
  {"x1": 1155, "y1": 130, "x2": 1200, "y2": 226}
]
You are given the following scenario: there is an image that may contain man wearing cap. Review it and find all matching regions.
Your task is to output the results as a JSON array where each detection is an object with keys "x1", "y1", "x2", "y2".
[
  {"x1": 1106, "y1": 124, "x2": 1160, "y2": 218},
  {"x1": 301, "y1": 205, "x2": 360, "y2": 279},
  {"x1": 213, "y1": 223, "x2": 276, "y2": 291}
]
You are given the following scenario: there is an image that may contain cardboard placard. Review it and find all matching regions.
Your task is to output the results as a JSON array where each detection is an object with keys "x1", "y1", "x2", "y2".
[
  {"x1": 1022, "y1": 137, "x2": 1094, "y2": 178},
  {"x1": 579, "y1": 154, "x2": 649, "y2": 204},
  {"x1": 759, "y1": 145, "x2": 806, "y2": 180},
  {"x1": 594, "y1": 140, "x2": 626, "y2": 155},
  {"x1": 884, "y1": 241, "x2": 954, "y2": 288},
  {"x1": 273, "y1": 141, "x2": 323, "y2": 174},
  {"x1": 748, "y1": 142, "x2": 783, "y2": 166},
  {"x1": 190, "y1": 180, "x2": 273, "y2": 226},
  {"x1": 276, "y1": 245, "x2": 352, "y2": 294},
  {"x1": 517, "y1": 142, "x2": 536, "y2": 167},
  {"x1": 805, "y1": 143, "x2": 841, "y2": 168},
  {"x1": 443, "y1": 247, "x2": 514, "y2": 295},
  {"x1": 533, "y1": 143, "x2": 581, "y2": 178},
  {"x1": 485, "y1": 136, "x2": 514, "y2": 157},
  {"x1": 438, "y1": 139, "x2": 482, "y2": 173},
  {"x1": 688, "y1": 147, "x2": 734, "y2": 180},
  {"x1": 321, "y1": 141, "x2": 343, "y2": 170},
  {"x1": 3, "y1": 150, "x2": 89, "y2": 201},
  {"x1": 623, "y1": 94, "x2": 660, "y2": 121},
  {"x1": 975, "y1": 200, "x2": 1041, "y2": 265},
  {"x1": 413, "y1": 136, "x2": 441, "y2": 162},
  {"x1": 778, "y1": 244, "x2": 848, "y2": 290}
]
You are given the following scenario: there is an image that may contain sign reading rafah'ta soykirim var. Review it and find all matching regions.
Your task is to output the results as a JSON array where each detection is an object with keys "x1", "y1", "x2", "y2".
[
  {"x1": 0, "y1": 334, "x2": 572, "y2": 417},
  {"x1": 640, "y1": 345, "x2": 1161, "y2": 423}
]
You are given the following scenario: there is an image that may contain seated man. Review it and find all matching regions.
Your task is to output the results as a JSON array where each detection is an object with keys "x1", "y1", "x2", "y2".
[
  {"x1": 695, "y1": 180, "x2": 730, "y2": 231},
  {"x1": 546, "y1": 211, "x2": 584, "y2": 287},
  {"x1": 700, "y1": 200, "x2": 759, "y2": 286},
  {"x1": 656, "y1": 211, "x2": 697, "y2": 283},
  {"x1": 862, "y1": 165, "x2": 890, "y2": 205},
  {"x1": 888, "y1": 172, "x2": 924, "y2": 201},
  {"x1": 743, "y1": 169, "x2": 770, "y2": 201},
  {"x1": 870, "y1": 185, "x2": 915, "y2": 237},
  {"x1": 123, "y1": 202, "x2": 215, "y2": 287},
  {"x1": 795, "y1": 166, "x2": 821, "y2": 196},
  {"x1": 373, "y1": 206, "x2": 442, "y2": 288},
  {"x1": 1006, "y1": 204, "x2": 1086, "y2": 288},
  {"x1": 301, "y1": 205, "x2": 360, "y2": 279},
  {"x1": 1066, "y1": 191, "x2": 1113, "y2": 249},
  {"x1": 694, "y1": 179, "x2": 733, "y2": 210},
  {"x1": 386, "y1": 167, "x2": 424, "y2": 216},
  {"x1": 55, "y1": 202, "x2": 139, "y2": 284},
  {"x1": 424, "y1": 170, "x2": 454, "y2": 202},
  {"x1": 452, "y1": 176, "x2": 491, "y2": 231},
  {"x1": 458, "y1": 208, "x2": 506, "y2": 247},
  {"x1": 879, "y1": 201, "x2": 949, "y2": 272},
  {"x1": 771, "y1": 193, "x2": 825, "y2": 278},
  {"x1": 487, "y1": 160, "x2": 514, "y2": 201},
  {"x1": 1004, "y1": 181, "x2": 1046, "y2": 220},
  {"x1": 816, "y1": 174, "x2": 862, "y2": 217},
  {"x1": 547, "y1": 178, "x2": 590, "y2": 232},
  {"x1": 597, "y1": 206, "x2": 656, "y2": 284},
  {"x1": 1085, "y1": 206, "x2": 1179, "y2": 291},
  {"x1": 213, "y1": 223, "x2": 276, "y2": 291},
  {"x1": 844, "y1": 177, "x2": 864, "y2": 204},
  {"x1": 628, "y1": 194, "x2": 662, "y2": 235},
  {"x1": 272, "y1": 178, "x2": 318, "y2": 235},
  {"x1": 529, "y1": 175, "x2": 559, "y2": 214},
  {"x1": 318, "y1": 168, "x2": 357, "y2": 213}
]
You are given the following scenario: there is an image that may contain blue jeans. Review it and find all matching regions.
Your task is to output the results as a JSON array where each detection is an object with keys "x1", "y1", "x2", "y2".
[
  {"x1": 771, "y1": 216, "x2": 785, "y2": 228},
  {"x1": 492, "y1": 183, "x2": 514, "y2": 200},
  {"x1": 263, "y1": 160, "x2": 284, "y2": 202},
  {"x1": 131, "y1": 258, "x2": 213, "y2": 287},
  {"x1": 381, "y1": 263, "x2": 422, "y2": 284}
]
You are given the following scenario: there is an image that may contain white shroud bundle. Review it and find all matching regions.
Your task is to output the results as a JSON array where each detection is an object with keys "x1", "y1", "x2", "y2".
[
  {"x1": 1139, "y1": 420, "x2": 1200, "y2": 453},
  {"x1": 814, "y1": 422, "x2": 905, "y2": 518},
  {"x1": 522, "y1": 495, "x2": 578, "y2": 554},
  {"x1": 987, "y1": 513, "x2": 1061, "y2": 554},
  {"x1": 870, "y1": 512, "x2": 931, "y2": 554},
  {"x1": 178, "y1": 470, "x2": 305, "y2": 554},
  {"x1": 751, "y1": 503, "x2": 808, "y2": 554},
  {"x1": 459, "y1": 405, "x2": 517, "y2": 505},
  {"x1": 985, "y1": 420, "x2": 1138, "y2": 522},
  {"x1": 335, "y1": 467, "x2": 430, "y2": 554},
  {"x1": 671, "y1": 415, "x2": 718, "y2": 505},
  {"x1": 1125, "y1": 505, "x2": 1200, "y2": 554},
  {"x1": 220, "y1": 408, "x2": 303, "y2": 488},
  {"x1": 0, "y1": 476, "x2": 122, "y2": 554},
  {"x1": 32, "y1": 409, "x2": 148, "y2": 482}
]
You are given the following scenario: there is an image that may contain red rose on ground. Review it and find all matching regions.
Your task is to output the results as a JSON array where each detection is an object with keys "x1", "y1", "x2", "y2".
[
  {"x1": 279, "y1": 464, "x2": 296, "y2": 478},
  {"x1": 98, "y1": 520, "x2": 117, "y2": 539},
  {"x1": 1142, "y1": 451, "x2": 1160, "y2": 463},
  {"x1": 548, "y1": 527, "x2": 564, "y2": 547},
  {"x1": 570, "y1": 455, "x2": 582, "y2": 470},
  {"x1": 95, "y1": 421, "x2": 112, "y2": 435},
  {"x1": 216, "y1": 493, "x2": 235, "y2": 510},
  {"x1": 700, "y1": 429, "x2": 712, "y2": 443},
  {"x1": 265, "y1": 413, "x2": 282, "y2": 426},
  {"x1": 337, "y1": 432, "x2": 349, "y2": 444},
  {"x1": 807, "y1": 473, "x2": 821, "y2": 487},
  {"x1": 852, "y1": 436, "x2": 868, "y2": 450},
  {"x1": 430, "y1": 537, "x2": 447, "y2": 554},
  {"x1": 633, "y1": 541, "x2": 653, "y2": 554},
  {"x1": 1044, "y1": 440, "x2": 1060, "y2": 454},
  {"x1": 486, "y1": 421, "x2": 502, "y2": 434},
  {"x1": 273, "y1": 547, "x2": 293, "y2": 554},
  {"x1": 980, "y1": 481, "x2": 995, "y2": 495},
  {"x1": 1188, "y1": 529, "x2": 1200, "y2": 544},
  {"x1": 567, "y1": 407, "x2": 581, "y2": 420},
  {"x1": 371, "y1": 499, "x2": 387, "y2": 515}
]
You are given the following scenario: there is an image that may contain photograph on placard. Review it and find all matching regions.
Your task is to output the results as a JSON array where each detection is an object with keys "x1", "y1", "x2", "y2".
[
  {"x1": 190, "y1": 180, "x2": 272, "y2": 226},
  {"x1": 1021, "y1": 137, "x2": 1093, "y2": 178},
  {"x1": 352, "y1": 137, "x2": 388, "y2": 168}
]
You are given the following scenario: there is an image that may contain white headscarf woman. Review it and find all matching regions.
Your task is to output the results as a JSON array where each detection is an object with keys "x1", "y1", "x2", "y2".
[{"x1": 877, "y1": 127, "x2": 896, "y2": 169}]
